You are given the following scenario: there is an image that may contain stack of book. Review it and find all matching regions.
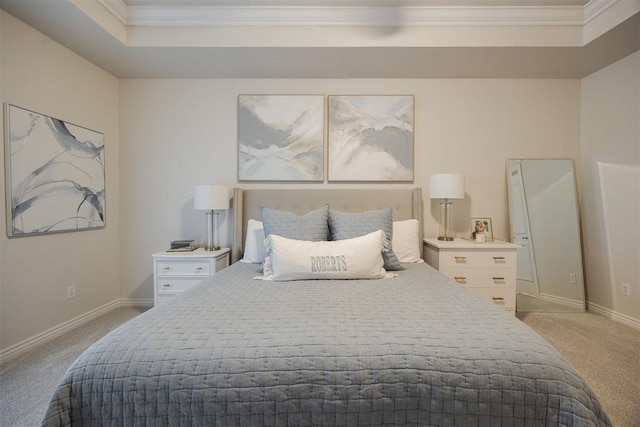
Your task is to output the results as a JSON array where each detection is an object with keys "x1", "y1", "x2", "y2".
[{"x1": 167, "y1": 240, "x2": 197, "y2": 252}]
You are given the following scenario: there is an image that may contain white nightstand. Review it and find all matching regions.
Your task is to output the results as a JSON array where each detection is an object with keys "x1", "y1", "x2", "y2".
[
  {"x1": 152, "y1": 247, "x2": 230, "y2": 306},
  {"x1": 423, "y1": 238, "x2": 520, "y2": 314}
]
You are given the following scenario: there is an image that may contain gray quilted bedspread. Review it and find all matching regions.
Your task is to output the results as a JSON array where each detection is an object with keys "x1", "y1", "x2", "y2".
[{"x1": 42, "y1": 262, "x2": 610, "y2": 426}]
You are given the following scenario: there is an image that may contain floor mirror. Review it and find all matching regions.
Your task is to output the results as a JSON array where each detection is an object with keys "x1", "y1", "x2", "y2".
[{"x1": 507, "y1": 159, "x2": 586, "y2": 312}]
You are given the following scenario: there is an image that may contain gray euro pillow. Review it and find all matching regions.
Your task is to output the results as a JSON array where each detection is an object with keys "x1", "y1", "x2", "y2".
[
  {"x1": 328, "y1": 207, "x2": 404, "y2": 271},
  {"x1": 261, "y1": 204, "x2": 330, "y2": 242},
  {"x1": 259, "y1": 204, "x2": 330, "y2": 273}
]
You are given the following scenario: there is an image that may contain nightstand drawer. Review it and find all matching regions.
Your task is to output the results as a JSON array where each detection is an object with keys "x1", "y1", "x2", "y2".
[
  {"x1": 156, "y1": 260, "x2": 211, "y2": 276},
  {"x1": 466, "y1": 287, "x2": 515, "y2": 309},
  {"x1": 440, "y1": 250, "x2": 516, "y2": 269},
  {"x1": 153, "y1": 248, "x2": 230, "y2": 307},
  {"x1": 442, "y1": 268, "x2": 516, "y2": 288},
  {"x1": 424, "y1": 238, "x2": 520, "y2": 316},
  {"x1": 156, "y1": 277, "x2": 204, "y2": 294}
]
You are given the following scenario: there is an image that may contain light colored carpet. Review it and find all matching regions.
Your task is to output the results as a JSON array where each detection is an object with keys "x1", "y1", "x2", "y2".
[
  {"x1": 518, "y1": 311, "x2": 640, "y2": 427},
  {"x1": 0, "y1": 306, "x2": 148, "y2": 426},
  {"x1": 1, "y1": 306, "x2": 638, "y2": 426}
]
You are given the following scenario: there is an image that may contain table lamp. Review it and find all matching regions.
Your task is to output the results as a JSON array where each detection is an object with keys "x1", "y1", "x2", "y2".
[
  {"x1": 193, "y1": 185, "x2": 230, "y2": 251},
  {"x1": 429, "y1": 173, "x2": 465, "y2": 241}
]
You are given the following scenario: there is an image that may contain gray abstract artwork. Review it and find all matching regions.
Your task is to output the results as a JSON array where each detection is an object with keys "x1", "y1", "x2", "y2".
[
  {"x1": 238, "y1": 95, "x2": 324, "y2": 181},
  {"x1": 328, "y1": 95, "x2": 414, "y2": 182},
  {"x1": 4, "y1": 104, "x2": 105, "y2": 236}
]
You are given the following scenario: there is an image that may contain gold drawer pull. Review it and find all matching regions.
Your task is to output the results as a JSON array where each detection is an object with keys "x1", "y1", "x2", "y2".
[
  {"x1": 454, "y1": 276, "x2": 467, "y2": 282},
  {"x1": 454, "y1": 256, "x2": 467, "y2": 261},
  {"x1": 493, "y1": 277, "x2": 505, "y2": 281},
  {"x1": 493, "y1": 256, "x2": 505, "y2": 260},
  {"x1": 492, "y1": 297, "x2": 505, "y2": 302}
]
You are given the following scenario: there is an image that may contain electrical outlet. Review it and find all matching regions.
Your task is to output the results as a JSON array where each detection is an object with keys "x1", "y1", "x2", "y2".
[
  {"x1": 621, "y1": 283, "x2": 631, "y2": 296},
  {"x1": 569, "y1": 273, "x2": 577, "y2": 284},
  {"x1": 66, "y1": 285, "x2": 76, "y2": 299}
]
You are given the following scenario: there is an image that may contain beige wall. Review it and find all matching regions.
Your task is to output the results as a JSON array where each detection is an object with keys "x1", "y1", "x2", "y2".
[
  {"x1": 0, "y1": 12, "x2": 120, "y2": 350},
  {"x1": 118, "y1": 78, "x2": 581, "y2": 300},
  {"x1": 581, "y1": 51, "x2": 640, "y2": 322}
]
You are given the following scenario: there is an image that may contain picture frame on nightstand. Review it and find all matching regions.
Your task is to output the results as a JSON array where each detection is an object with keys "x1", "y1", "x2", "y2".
[{"x1": 470, "y1": 217, "x2": 493, "y2": 243}]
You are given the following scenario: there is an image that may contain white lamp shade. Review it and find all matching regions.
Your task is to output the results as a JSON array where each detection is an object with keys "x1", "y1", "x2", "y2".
[
  {"x1": 193, "y1": 185, "x2": 230, "y2": 210},
  {"x1": 429, "y1": 174, "x2": 465, "y2": 199}
]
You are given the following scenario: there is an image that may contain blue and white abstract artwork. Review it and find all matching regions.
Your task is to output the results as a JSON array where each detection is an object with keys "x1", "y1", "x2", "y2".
[
  {"x1": 4, "y1": 104, "x2": 105, "y2": 237},
  {"x1": 328, "y1": 95, "x2": 414, "y2": 182},
  {"x1": 238, "y1": 95, "x2": 324, "y2": 181}
]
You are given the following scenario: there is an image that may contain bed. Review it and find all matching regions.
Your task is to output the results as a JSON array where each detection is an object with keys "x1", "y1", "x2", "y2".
[{"x1": 42, "y1": 188, "x2": 610, "y2": 426}]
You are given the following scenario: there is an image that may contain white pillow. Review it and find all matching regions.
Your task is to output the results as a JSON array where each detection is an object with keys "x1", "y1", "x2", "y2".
[
  {"x1": 392, "y1": 219, "x2": 424, "y2": 263},
  {"x1": 240, "y1": 219, "x2": 266, "y2": 263},
  {"x1": 260, "y1": 230, "x2": 388, "y2": 281}
]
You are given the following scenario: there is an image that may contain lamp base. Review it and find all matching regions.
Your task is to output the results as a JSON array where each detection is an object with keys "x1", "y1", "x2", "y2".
[
  {"x1": 437, "y1": 200, "x2": 455, "y2": 242},
  {"x1": 204, "y1": 210, "x2": 222, "y2": 252}
]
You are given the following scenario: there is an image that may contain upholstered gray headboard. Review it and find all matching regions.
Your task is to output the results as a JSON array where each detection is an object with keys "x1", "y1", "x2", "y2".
[{"x1": 231, "y1": 188, "x2": 423, "y2": 263}]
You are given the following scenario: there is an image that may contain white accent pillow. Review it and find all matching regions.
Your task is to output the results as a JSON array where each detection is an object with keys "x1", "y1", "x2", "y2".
[
  {"x1": 392, "y1": 219, "x2": 424, "y2": 263},
  {"x1": 260, "y1": 230, "x2": 388, "y2": 281},
  {"x1": 240, "y1": 219, "x2": 266, "y2": 263}
]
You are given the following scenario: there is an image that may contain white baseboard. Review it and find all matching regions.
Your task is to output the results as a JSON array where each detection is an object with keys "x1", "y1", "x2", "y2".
[
  {"x1": 0, "y1": 298, "x2": 154, "y2": 366},
  {"x1": 538, "y1": 292, "x2": 586, "y2": 309},
  {"x1": 119, "y1": 298, "x2": 154, "y2": 309},
  {"x1": 588, "y1": 302, "x2": 640, "y2": 331}
]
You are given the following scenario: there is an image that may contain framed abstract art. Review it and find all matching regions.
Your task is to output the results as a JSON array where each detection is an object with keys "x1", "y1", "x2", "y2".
[
  {"x1": 328, "y1": 95, "x2": 414, "y2": 182},
  {"x1": 238, "y1": 95, "x2": 324, "y2": 182},
  {"x1": 4, "y1": 104, "x2": 105, "y2": 237}
]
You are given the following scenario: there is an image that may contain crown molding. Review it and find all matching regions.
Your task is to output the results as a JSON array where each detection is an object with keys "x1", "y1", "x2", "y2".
[
  {"x1": 126, "y1": 5, "x2": 584, "y2": 27},
  {"x1": 584, "y1": 0, "x2": 620, "y2": 24},
  {"x1": 96, "y1": 0, "x2": 621, "y2": 28},
  {"x1": 98, "y1": 0, "x2": 128, "y2": 25}
]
